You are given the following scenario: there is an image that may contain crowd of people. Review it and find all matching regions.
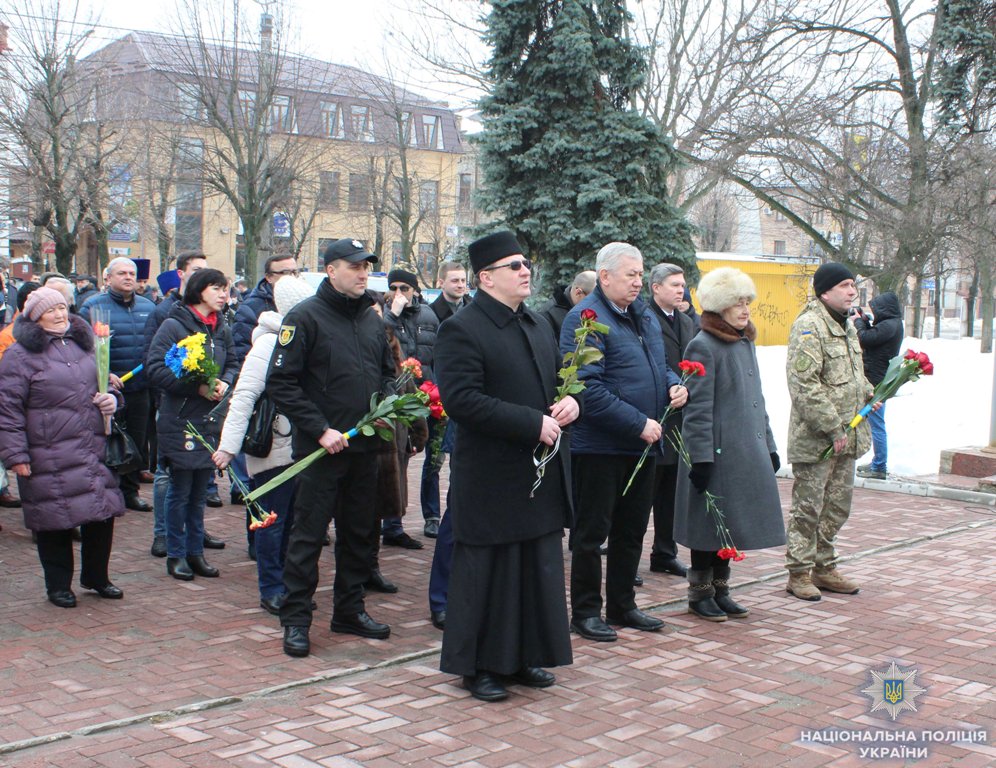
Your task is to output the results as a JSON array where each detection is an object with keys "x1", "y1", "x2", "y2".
[{"x1": 0, "y1": 238, "x2": 893, "y2": 704}]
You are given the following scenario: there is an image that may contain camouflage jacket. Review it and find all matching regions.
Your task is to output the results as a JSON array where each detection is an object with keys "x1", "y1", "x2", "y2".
[{"x1": 786, "y1": 300, "x2": 873, "y2": 463}]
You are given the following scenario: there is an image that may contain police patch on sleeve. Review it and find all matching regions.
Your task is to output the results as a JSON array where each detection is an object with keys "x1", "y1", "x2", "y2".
[{"x1": 278, "y1": 325, "x2": 296, "y2": 346}]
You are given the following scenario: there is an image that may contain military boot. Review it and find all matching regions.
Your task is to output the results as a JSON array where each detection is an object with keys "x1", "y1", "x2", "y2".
[
  {"x1": 712, "y1": 564, "x2": 749, "y2": 618},
  {"x1": 786, "y1": 571, "x2": 821, "y2": 601},
  {"x1": 812, "y1": 567, "x2": 860, "y2": 594},
  {"x1": 687, "y1": 568, "x2": 727, "y2": 622}
]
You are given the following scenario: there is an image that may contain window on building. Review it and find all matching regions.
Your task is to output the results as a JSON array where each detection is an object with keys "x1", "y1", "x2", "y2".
[
  {"x1": 419, "y1": 180, "x2": 439, "y2": 217},
  {"x1": 774, "y1": 209, "x2": 786, "y2": 222},
  {"x1": 174, "y1": 138, "x2": 204, "y2": 252},
  {"x1": 270, "y1": 94, "x2": 297, "y2": 133},
  {"x1": 317, "y1": 238, "x2": 336, "y2": 269},
  {"x1": 458, "y1": 173, "x2": 473, "y2": 210},
  {"x1": 319, "y1": 171, "x2": 340, "y2": 209},
  {"x1": 350, "y1": 105, "x2": 374, "y2": 142},
  {"x1": 108, "y1": 165, "x2": 132, "y2": 210},
  {"x1": 392, "y1": 241, "x2": 404, "y2": 264},
  {"x1": 773, "y1": 240, "x2": 786, "y2": 256},
  {"x1": 421, "y1": 115, "x2": 443, "y2": 149},
  {"x1": 177, "y1": 86, "x2": 202, "y2": 121},
  {"x1": 321, "y1": 102, "x2": 345, "y2": 138},
  {"x1": 418, "y1": 242, "x2": 437, "y2": 275},
  {"x1": 812, "y1": 209, "x2": 825, "y2": 225},
  {"x1": 399, "y1": 112, "x2": 417, "y2": 147},
  {"x1": 348, "y1": 173, "x2": 371, "y2": 210},
  {"x1": 238, "y1": 90, "x2": 256, "y2": 123}
]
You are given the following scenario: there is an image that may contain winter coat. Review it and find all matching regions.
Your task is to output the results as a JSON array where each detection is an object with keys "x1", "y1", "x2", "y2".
[
  {"x1": 217, "y1": 310, "x2": 293, "y2": 477},
  {"x1": 561, "y1": 284, "x2": 680, "y2": 457},
  {"x1": 649, "y1": 300, "x2": 699, "y2": 465},
  {"x1": 537, "y1": 286, "x2": 573, "y2": 341},
  {"x1": 854, "y1": 291, "x2": 904, "y2": 385},
  {"x1": 385, "y1": 300, "x2": 439, "y2": 381},
  {"x1": 146, "y1": 303, "x2": 239, "y2": 471},
  {"x1": 0, "y1": 314, "x2": 125, "y2": 531},
  {"x1": 786, "y1": 299, "x2": 873, "y2": 463},
  {"x1": 232, "y1": 278, "x2": 276, "y2": 363},
  {"x1": 266, "y1": 278, "x2": 395, "y2": 458},
  {"x1": 435, "y1": 289, "x2": 578, "y2": 546},
  {"x1": 429, "y1": 292, "x2": 471, "y2": 324},
  {"x1": 79, "y1": 289, "x2": 156, "y2": 391},
  {"x1": 673, "y1": 313, "x2": 784, "y2": 551}
]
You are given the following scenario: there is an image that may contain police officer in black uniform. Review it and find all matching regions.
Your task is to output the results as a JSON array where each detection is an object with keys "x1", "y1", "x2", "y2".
[{"x1": 267, "y1": 238, "x2": 396, "y2": 658}]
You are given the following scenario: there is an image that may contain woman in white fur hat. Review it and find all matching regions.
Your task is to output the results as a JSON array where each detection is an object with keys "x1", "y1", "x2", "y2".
[{"x1": 673, "y1": 268, "x2": 785, "y2": 622}]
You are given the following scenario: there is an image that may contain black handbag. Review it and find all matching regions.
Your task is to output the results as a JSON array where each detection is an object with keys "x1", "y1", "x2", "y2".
[
  {"x1": 241, "y1": 391, "x2": 277, "y2": 458},
  {"x1": 104, "y1": 419, "x2": 142, "y2": 475}
]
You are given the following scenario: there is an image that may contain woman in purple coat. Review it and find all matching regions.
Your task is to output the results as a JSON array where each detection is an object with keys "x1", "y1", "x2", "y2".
[{"x1": 0, "y1": 287, "x2": 125, "y2": 607}]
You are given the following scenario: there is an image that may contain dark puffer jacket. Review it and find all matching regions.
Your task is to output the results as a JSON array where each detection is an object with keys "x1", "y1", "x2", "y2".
[
  {"x1": 146, "y1": 303, "x2": 239, "y2": 471},
  {"x1": 232, "y1": 278, "x2": 276, "y2": 363},
  {"x1": 79, "y1": 289, "x2": 155, "y2": 391},
  {"x1": 855, "y1": 291, "x2": 904, "y2": 384},
  {"x1": 385, "y1": 300, "x2": 439, "y2": 381},
  {"x1": 0, "y1": 314, "x2": 125, "y2": 531}
]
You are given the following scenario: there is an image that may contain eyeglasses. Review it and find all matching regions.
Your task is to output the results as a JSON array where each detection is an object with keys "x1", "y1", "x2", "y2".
[
  {"x1": 389, "y1": 284, "x2": 414, "y2": 293},
  {"x1": 268, "y1": 268, "x2": 300, "y2": 277},
  {"x1": 483, "y1": 258, "x2": 531, "y2": 273}
]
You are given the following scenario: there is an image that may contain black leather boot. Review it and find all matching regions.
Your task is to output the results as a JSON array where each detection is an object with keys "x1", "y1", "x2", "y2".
[
  {"x1": 187, "y1": 554, "x2": 220, "y2": 577},
  {"x1": 687, "y1": 568, "x2": 727, "y2": 622},
  {"x1": 712, "y1": 563, "x2": 749, "y2": 618},
  {"x1": 167, "y1": 557, "x2": 194, "y2": 581}
]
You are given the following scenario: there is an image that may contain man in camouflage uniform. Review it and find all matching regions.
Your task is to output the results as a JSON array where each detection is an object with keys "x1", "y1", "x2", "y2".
[{"x1": 785, "y1": 263, "x2": 873, "y2": 601}]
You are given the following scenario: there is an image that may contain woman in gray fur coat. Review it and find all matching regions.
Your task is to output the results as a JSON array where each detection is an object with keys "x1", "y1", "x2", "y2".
[{"x1": 674, "y1": 268, "x2": 785, "y2": 622}]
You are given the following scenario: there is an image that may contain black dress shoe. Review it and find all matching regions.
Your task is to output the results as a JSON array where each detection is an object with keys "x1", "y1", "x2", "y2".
[
  {"x1": 167, "y1": 557, "x2": 195, "y2": 581},
  {"x1": 423, "y1": 519, "x2": 440, "y2": 538},
  {"x1": 138, "y1": 470, "x2": 155, "y2": 484},
  {"x1": 124, "y1": 495, "x2": 151, "y2": 512},
  {"x1": 203, "y1": 532, "x2": 226, "y2": 549},
  {"x1": 507, "y1": 667, "x2": 555, "y2": 688},
  {"x1": 150, "y1": 535, "x2": 167, "y2": 558},
  {"x1": 205, "y1": 492, "x2": 223, "y2": 508},
  {"x1": 463, "y1": 672, "x2": 508, "y2": 702},
  {"x1": 365, "y1": 569, "x2": 398, "y2": 594},
  {"x1": 634, "y1": 574, "x2": 644, "y2": 587},
  {"x1": 570, "y1": 616, "x2": 617, "y2": 642},
  {"x1": 81, "y1": 582, "x2": 124, "y2": 599},
  {"x1": 606, "y1": 608, "x2": 665, "y2": 632},
  {"x1": 330, "y1": 611, "x2": 390, "y2": 639},
  {"x1": 283, "y1": 625, "x2": 310, "y2": 657},
  {"x1": 430, "y1": 610, "x2": 446, "y2": 630},
  {"x1": 260, "y1": 594, "x2": 287, "y2": 615},
  {"x1": 187, "y1": 554, "x2": 219, "y2": 577},
  {"x1": 650, "y1": 558, "x2": 688, "y2": 577},
  {"x1": 47, "y1": 590, "x2": 77, "y2": 608},
  {"x1": 382, "y1": 532, "x2": 424, "y2": 550}
]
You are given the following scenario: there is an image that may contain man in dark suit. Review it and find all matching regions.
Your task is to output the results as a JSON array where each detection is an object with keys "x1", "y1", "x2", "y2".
[
  {"x1": 647, "y1": 263, "x2": 697, "y2": 577},
  {"x1": 537, "y1": 270, "x2": 596, "y2": 341},
  {"x1": 434, "y1": 231, "x2": 579, "y2": 703}
]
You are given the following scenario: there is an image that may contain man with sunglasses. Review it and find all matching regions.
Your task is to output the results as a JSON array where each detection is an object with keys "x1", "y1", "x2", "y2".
[
  {"x1": 434, "y1": 231, "x2": 579, "y2": 703},
  {"x1": 382, "y1": 268, "x2": 439, "y2": 549},
  {"x1": 233, "y1": 255, "x2": 299, "y2": 363}
]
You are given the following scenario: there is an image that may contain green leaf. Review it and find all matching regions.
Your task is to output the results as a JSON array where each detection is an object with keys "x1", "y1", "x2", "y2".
[
  {"x1": 576, "y1": 348, "x2": 603, "y2": 366},
  {"x1": 360, "y1": 424, "x2": 376, "y2": 436}
]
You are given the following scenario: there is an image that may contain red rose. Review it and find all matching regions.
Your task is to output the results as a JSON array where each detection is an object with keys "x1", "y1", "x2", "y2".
[
  {"x1": 580, "y1": 308, "x2": 598, "y2": 321},
  {"x1": 921, "y1": 361, "x2": 934, "y2": 375},
  {"x1": 915, "y1": 351, "x2": 930, "y2": 366},
  {"x1": 904, "y1": 349, "x2": 917, "y2": 360}
]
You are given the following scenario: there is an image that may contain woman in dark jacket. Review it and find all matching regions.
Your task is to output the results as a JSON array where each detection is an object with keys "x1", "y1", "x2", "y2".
[
  {"x1": 0, "y1": 287, "x2": 124, "y2": 607},
  {"x1": 674, "y1": 268, "x2": 785, "y2": 622},
  {"x1": 147, "y1": 269, "x2": 238, "y2": 581}
]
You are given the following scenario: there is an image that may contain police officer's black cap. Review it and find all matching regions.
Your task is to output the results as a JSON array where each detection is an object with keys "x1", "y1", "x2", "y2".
[
  {"x1": 467, "y1": 231, "x2": 523, "y2": 273},
  {"x1": 323, "y1": 238, "x2": 379, "y2": 267}
]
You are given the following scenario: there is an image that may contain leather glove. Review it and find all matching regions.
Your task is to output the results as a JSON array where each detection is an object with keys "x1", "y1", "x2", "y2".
[
  {"x1": 770, "y1": 452, "x2": 781, "y2": 474},
  {"x1": 688, "y1": 462, "x2": 712, "y2": 494}
]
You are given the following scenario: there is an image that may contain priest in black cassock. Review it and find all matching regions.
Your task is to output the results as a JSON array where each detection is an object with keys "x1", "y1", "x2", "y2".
[{"x1": 434, "y1": 231, "x2": 580, "y2": 703}]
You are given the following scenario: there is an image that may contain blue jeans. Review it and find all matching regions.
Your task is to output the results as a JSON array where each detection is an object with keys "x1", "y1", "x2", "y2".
[
  {"x1": 252, "y1": 465, "x2": 296, "y2": 600},
  {"x1": 165, "y1": 467, "x2": 212, "y2": 558},
  {"x1": 869, "y1": 401, "x2": 887, "y2": 472},
  {"x1": 153, "y1": 461, "x2": 168, "y2": 538}
]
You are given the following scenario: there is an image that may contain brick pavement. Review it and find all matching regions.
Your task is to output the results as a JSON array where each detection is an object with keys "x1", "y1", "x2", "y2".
[{"x1": 0, "y1": 457, "x2": 994, "y2": 767}]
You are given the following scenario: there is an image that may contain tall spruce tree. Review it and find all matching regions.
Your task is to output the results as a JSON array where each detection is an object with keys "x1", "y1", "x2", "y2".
[
  {"x1": 475, "y1": 0, "x2": 693, "y2": 287},
  {"x1": 936, "y1": 0, "x2": 996, "y2": 129}
]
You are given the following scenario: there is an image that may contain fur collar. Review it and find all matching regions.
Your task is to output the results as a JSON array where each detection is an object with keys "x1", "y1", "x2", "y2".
[
  {"x1": 13, "y1": 313, "x2": 94, "y2": 353},
  {"x1": 700, "y1": 311, "x2": 756, "y2": 343}
]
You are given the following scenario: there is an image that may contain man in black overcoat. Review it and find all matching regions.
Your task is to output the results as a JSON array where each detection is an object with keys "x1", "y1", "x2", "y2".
[
  {"x1": 647, "y1": 263, "x2": 697, "y2": 577},
  {"x1": 434, "y1": 231, "x2": 580, "y2": 703}
]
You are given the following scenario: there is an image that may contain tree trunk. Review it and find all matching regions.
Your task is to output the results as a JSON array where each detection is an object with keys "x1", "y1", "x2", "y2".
[
  {"x1": 157, "y1": 219, "x2": 172, "y2": 273},
  {"x1": 911, "y1": 274, "x2": 924, "y2": 338},
  {"x1": 933, "y1": 265, "x2": 942, "y2": 339},
  {"x1": 981, "y1": 253, "x2": 994, "y2": 354},
  {"x1": 966, "y1": 262, "x2": 979, "y2": 338}
]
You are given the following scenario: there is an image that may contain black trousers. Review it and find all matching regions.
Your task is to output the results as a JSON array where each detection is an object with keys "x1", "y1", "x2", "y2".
[
  {"x1": 119, "y1": 389, "x2": 151, "y2": 495},
  {"x1": 35, "y1": 518, "x2": 115, "y2": 592},
  {"x1": 650, "y1": 462, "x2": 679, "y2": 564},
  {"x1": 280, "y1": 451, "x2": 379, "y2": 627},
  {"x1": 571, "y1": 453, "x2": 656, "y2": 619}
]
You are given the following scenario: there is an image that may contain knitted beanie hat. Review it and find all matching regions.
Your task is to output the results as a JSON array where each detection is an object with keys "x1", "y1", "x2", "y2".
[
  {"x1": 23, "y1": 286, "x2": 68, "y2": 321},
  {"x1": 813, "y1": 262, "x2": 855, "y2": 296},
  {"x1": 274, "y1": 275, "x2": 315, "y2": 316}
]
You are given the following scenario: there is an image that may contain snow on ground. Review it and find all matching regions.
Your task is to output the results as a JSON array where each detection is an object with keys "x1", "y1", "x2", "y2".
[{"x1": 756, "y1": 336, "x2": 992, "y2": 477}]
